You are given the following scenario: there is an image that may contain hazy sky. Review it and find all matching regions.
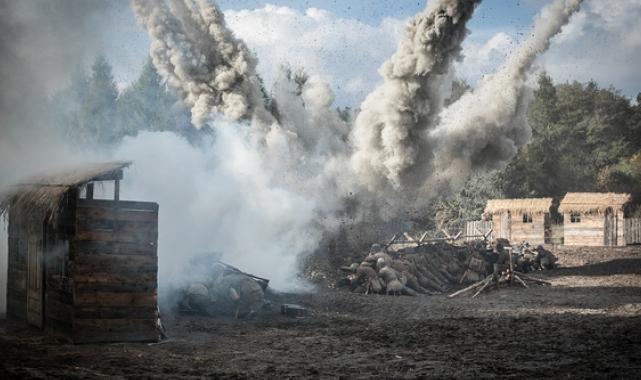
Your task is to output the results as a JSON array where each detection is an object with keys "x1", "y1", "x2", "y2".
[{"x1": 78, "y1": 0, "x2": 641, "y2": 105}]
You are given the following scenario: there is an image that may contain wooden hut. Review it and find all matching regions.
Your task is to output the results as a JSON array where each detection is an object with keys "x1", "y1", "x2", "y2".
[
  {"x1": 0, "y1": 162, "x2": 161, "y2": 343},
  {"x1": 559, "y1": 192, "x2": 630, "y2": 246},
  {"x1": 484, "y1": 198, "x2": 553, "y2": 245}
]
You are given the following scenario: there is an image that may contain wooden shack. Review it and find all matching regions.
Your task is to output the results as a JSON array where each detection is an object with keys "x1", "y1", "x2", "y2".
[
  {"x1": 0, "y1": 162, "x2": 161, "y2": 343},
  {"x1": 559, "y1": 192, "x2": 630, "y2": 246},
  {"x1": 484, "y1": 198, "x2": 553, "y2": 245}
]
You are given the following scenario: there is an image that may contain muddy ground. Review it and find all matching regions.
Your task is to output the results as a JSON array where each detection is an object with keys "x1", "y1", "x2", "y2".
[{"x1": 2, "y1": 245, "x2": 641, "y2": 379}]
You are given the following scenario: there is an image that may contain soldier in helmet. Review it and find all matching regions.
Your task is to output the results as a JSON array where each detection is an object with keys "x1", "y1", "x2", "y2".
[{"x1": 491, "y1": 239, "x2": 510, "y2": 288}]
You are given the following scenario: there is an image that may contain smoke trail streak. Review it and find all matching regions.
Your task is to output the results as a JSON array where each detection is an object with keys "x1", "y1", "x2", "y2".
[
  {"x1": 349, "y1": 0, "x2": 481, "y2": 191},
  {"x1": 428, "y1": 0, "x2": 583, "y2": 191}
]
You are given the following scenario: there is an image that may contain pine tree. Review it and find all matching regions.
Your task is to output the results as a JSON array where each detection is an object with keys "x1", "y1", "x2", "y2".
[
  {"x1": 117, "y1": 57, "x2": 183, "y2": 137},
  {"x1": 82, "y1": 55, "x2": 118, "y2": 145}
]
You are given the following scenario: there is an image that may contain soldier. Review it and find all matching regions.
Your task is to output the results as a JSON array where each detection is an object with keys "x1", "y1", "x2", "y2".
[
  {"x1": 180, "y1": 261, "x2": 267, "y2": 318},
  {"x1": 212, "y1": 270, "x2": 265, "y2": 318},
  {"x1": 535, "y1": 245, "x2": 557, "y2": 270},
  {"x1": 491, "y1": 239, "x2": 510, "y2": 288}
]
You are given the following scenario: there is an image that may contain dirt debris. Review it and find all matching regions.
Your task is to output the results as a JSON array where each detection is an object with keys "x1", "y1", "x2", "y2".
[{"x1": 1, "y1": 246, "x2": 641, "y2": 379}]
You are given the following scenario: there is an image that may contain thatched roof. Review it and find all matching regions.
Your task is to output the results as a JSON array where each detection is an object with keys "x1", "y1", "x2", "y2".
[
  {"x1": 559, "y1": 192, "x2": 631, "y2": 214},
  {"x1": 484, "y1": 198, "x2": 553, "y2": 214},
  {"x1": 0, "y1": 161, "x2": 131, "y2": 220}
]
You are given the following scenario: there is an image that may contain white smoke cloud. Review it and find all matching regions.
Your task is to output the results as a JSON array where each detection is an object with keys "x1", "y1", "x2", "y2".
[
  {"x1": 112, "y1": 129, "x2": 322, "y2": 291},
  {"x1": 0, "y1": 0, "x2": 590, "y2": 314},
  {"x1": 131, "y1": 0, "x2": 273, "y2": 128},
  {"x1": 223, "y1": 5, "x2": 405, "y2": 106},
  {"x1": 349, "y1": 0, "x2": 482, "y2": 191},
  {"x1": 429, "y1": 0, "x2": 583, "y2": 191}
]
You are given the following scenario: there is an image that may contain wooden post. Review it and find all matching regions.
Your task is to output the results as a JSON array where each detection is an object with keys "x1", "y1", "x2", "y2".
[
  {"x1": 508, "y1": 247, "x2": 514, "y2": 286},
  {"x1": 114, "y1": 180, "x2": 120, "y2": 201},
  {"x1": 86, "y1": 183, "x2": 94, "y2": 200}
]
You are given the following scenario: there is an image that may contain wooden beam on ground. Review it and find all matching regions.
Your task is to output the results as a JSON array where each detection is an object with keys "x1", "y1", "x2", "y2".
[
  {"x1": 448, "y1": 276, "x2": 491, "y2": 298},
  {"x1": 472, "y1": 276, "x2": 493, "y2": 298}
]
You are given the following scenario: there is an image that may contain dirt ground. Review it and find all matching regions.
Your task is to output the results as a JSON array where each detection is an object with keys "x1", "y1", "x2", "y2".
[{"x1": 2, "y1": 245, "x2": 641, "y2": 379}]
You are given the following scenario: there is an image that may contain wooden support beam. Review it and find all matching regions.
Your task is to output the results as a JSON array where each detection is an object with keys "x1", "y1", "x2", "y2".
[
  {"x1": 403, "y1": 232, "x2": 416, "y2": 242},
  {"x1": 385, "y1": 234, "x2": 398, "y2": 248},
  {"x1": 114, "y1": 180, "x2": 120, "y2": 202},
  {"x1": 86, "y1": 183, "x2": 94, "y2": 200}
]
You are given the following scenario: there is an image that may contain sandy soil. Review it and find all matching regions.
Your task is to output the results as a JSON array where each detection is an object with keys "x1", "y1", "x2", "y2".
[{"x1": 2, "y1": 245, "x2": 641, "y2": 379}]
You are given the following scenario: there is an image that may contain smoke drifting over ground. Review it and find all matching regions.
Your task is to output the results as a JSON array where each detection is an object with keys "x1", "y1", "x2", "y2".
[
  {"x1": 114, "y1": 130, "x2": 322, "y2": 291},
  {"x1": 0, "y1": 0, "x2": 584, "y2": 304}
]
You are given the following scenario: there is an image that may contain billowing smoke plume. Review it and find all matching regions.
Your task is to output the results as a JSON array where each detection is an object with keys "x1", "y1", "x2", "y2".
[
  {"x1": 0, "y1": 0, "x2": 586, "y2": 312},
  {"x1": 427, "y1": 0, "x2": 583, "y2": 191},
  {"x1": 129, "y1": 0, "x2": 584, "y2": 288},
  {"x1": 131, "y1": 0, "x2": 273, "y2": 128},
  {"x1": 350, "y1": 0, "x2": 481, "y2": 191}
]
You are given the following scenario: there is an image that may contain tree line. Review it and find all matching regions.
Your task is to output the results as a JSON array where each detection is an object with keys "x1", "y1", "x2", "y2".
[
  {"x1": 438, "y1": 73, "x2": 641, "y2": 226},
  {"x1": 50, "y1": 55, "x2": 205, "y2": 147},
  {"x1": 51, "y1": 56, "x2": 641, "y2": 222}
]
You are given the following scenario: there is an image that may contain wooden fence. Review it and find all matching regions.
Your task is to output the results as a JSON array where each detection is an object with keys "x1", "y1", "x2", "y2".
[
  {"x1": 625, "y1": 218, "x2": 641, "y2": 245},
  {"x1": 464, "y1": 221, "x2": 493, "y2": 242}
]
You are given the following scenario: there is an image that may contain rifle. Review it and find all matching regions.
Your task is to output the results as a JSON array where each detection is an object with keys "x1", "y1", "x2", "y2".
[{"x1": 214, "y1": 260, "x2": 270, "y2": 290}]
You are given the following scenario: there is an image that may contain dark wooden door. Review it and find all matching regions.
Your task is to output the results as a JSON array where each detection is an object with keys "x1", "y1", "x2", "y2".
[
  {"x1": 26, "y1": 236, "x2": 44, "y2": 328},
  {"x1": 604, "y1": 207, "x2": 616, "y2": 246}
]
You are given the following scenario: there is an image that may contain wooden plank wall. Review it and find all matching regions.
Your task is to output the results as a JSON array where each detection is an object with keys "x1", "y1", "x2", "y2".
[
  {"x1": 616, "y1": 211, "x2": 625, "y2": 247},
  {"x1": 491, "y1": 214, "x2": 503, "y2": 240},
  {"x1": 625, "y1": 218, "x2": 641, "y2": 245},
  {"x1": 510, "y1": 212, "x2": 546, "y2": 245},
  {"x1": 0, "y1": 219, "x2": 5, "y2": 316},
  {"x1": 7, "y1": 207, "x2": 28, "y2": 320},
  {"x1": 71, "y1": 199, "x2": 159, "y2": 343},
  {"x1": 564, "y1": 213, "x2": 605, "y2": 246},
  {"x1": 548, "y1": 224, "x2": 564, "y2": 245}
]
